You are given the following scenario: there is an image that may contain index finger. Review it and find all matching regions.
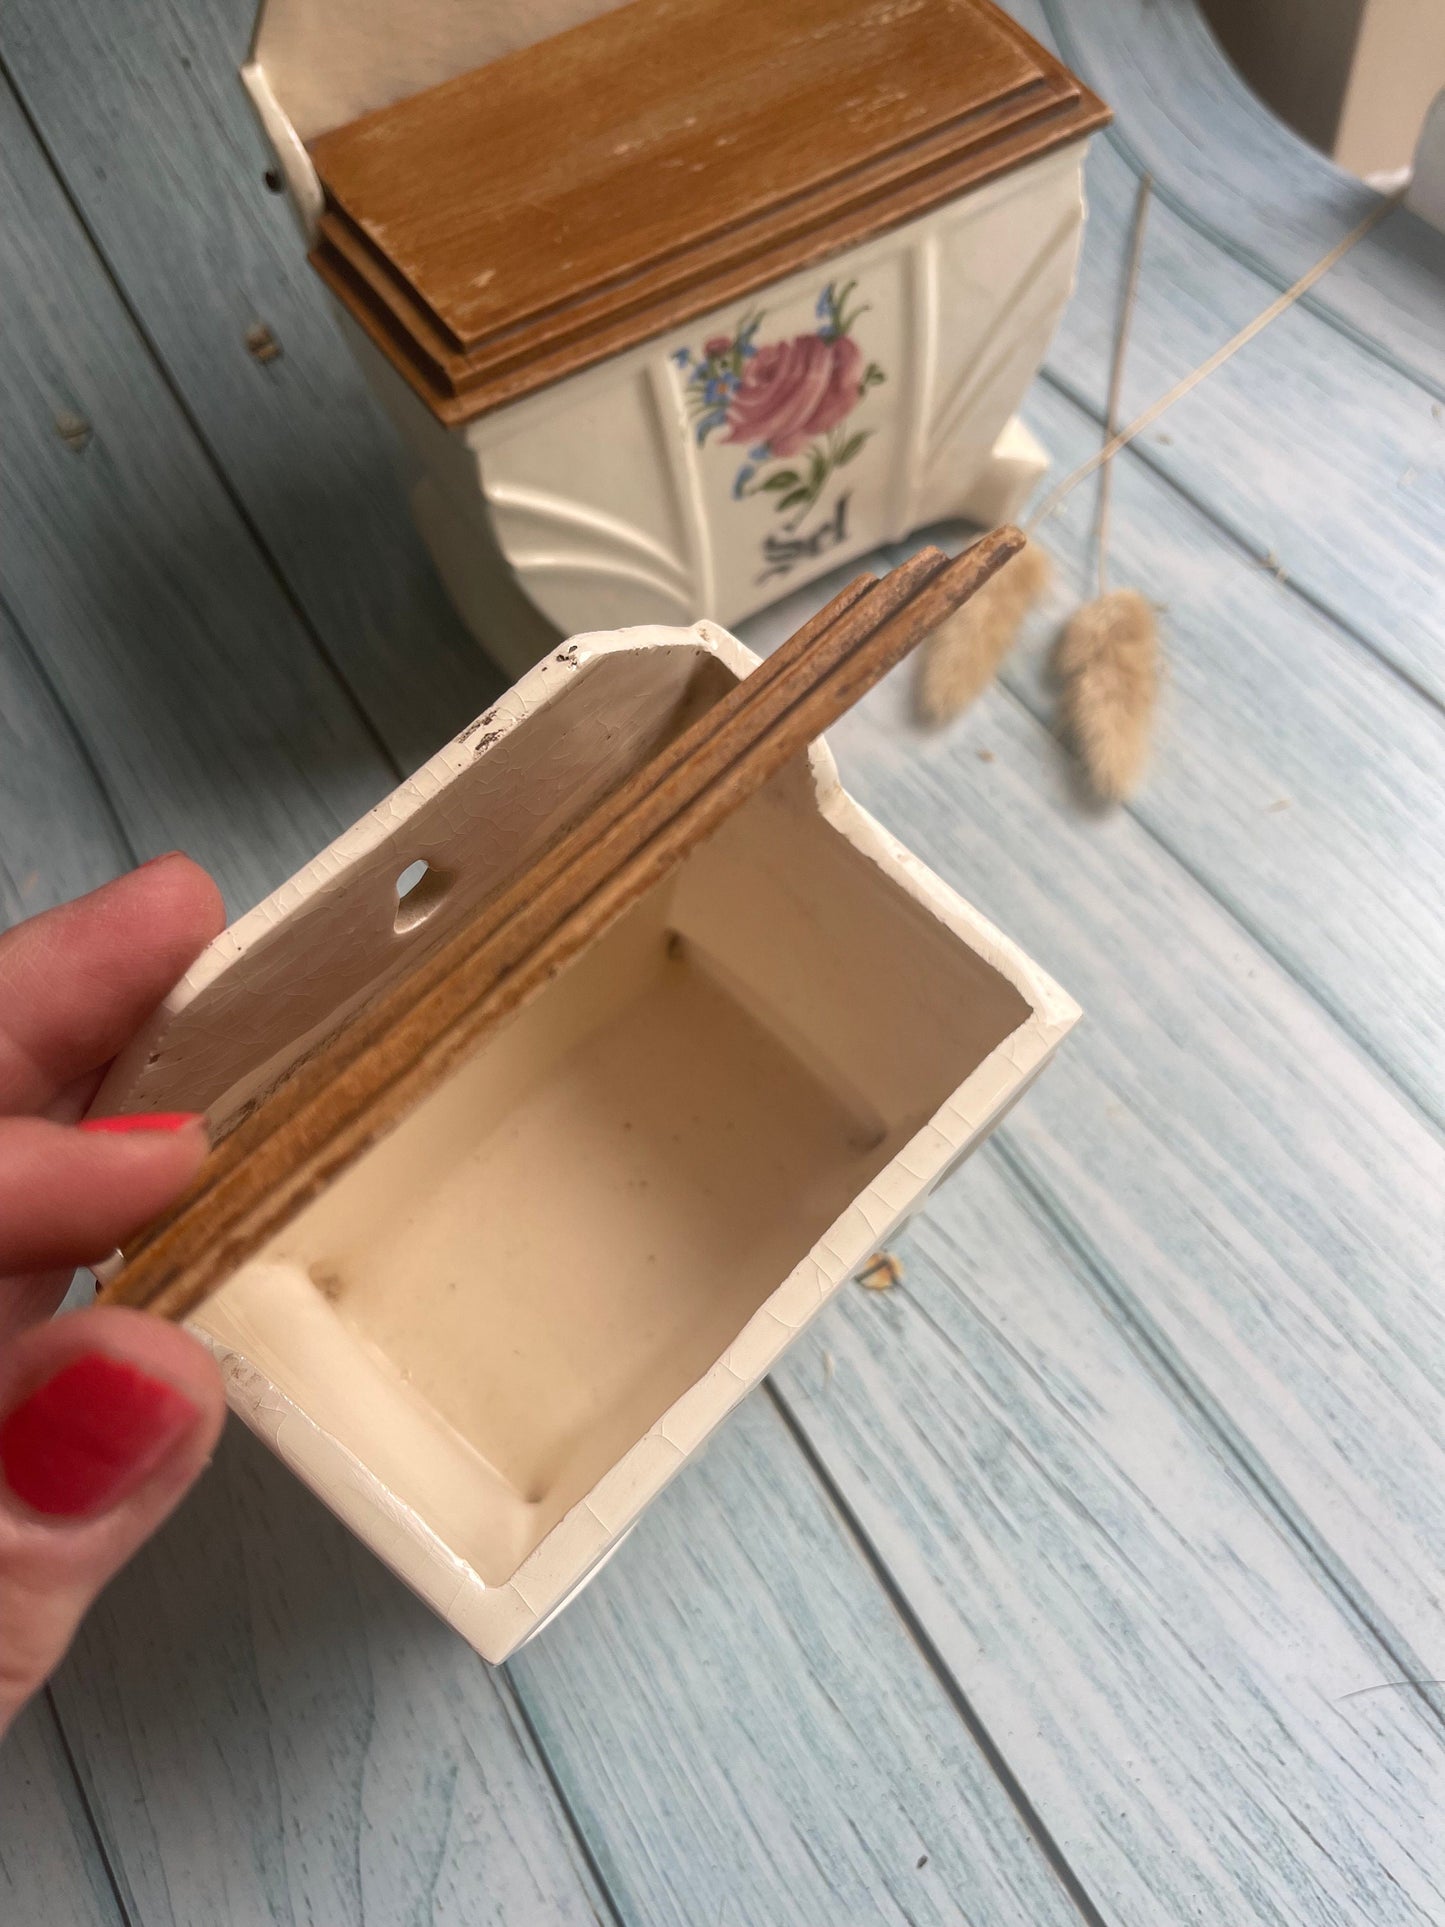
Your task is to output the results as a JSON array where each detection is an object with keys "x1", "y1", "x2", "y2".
[{"x1": 0, "y1": 855, "x2": 225, "y2": 1116}]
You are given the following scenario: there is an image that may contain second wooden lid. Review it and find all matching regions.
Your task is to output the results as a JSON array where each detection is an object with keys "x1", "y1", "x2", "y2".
[{"x1": 308, "y1": 0, "x2": 1108, "y2": 424}]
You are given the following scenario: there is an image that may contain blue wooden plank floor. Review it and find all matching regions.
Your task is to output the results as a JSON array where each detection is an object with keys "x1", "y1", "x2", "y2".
[{"x1": 2, "y1": 2, "x2": 1442, "y2": 1922}]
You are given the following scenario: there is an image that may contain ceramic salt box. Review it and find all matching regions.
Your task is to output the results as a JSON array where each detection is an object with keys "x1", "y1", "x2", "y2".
[
  {"x1": 97, "y1": 620, "x2": 1078, "y2": 1660},
  {"x1": 244, "y1": 0, "x2": 1108, "y2": 677}
]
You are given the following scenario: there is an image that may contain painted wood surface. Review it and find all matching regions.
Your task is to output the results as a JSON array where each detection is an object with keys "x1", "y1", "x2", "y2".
[
  {"x1": 0, "y1": 0, "x2": 503, "y2": 773},
  {"x1": 988, "y1": 0, "x2": 1445, "y2": 707},
  {"x1": 773, "y1": 1161, "x2": 1445, "y2": 1927},
  {"x1": 1025, "y1": 0, "x2": 1445, "y2": 391},
  {"x1": 51, "y1": 1426, "x2": 617, "y2": 1927},
  {"x1": 1044, "y1": 131, "x2": 1445, "y2": 707},
  {"x1": 1, "y1": 0, "x2": 1443, "y2": 1921},
  {"x1": 0, "y1": 72, "x2": 392, "y2": 913},
  {"x1": 0, "y1": 1700, "x2": 122, "y2": 1927},
  {"x1": 791, "y1": 626, "x2": 1445, "y2": 1680},
  {"x1": 1014, "y1": 379, "x2": 1445, "y2": 1126},
  {"x1": 0, "y1": 601, "x2": 134, "y2": 925}
]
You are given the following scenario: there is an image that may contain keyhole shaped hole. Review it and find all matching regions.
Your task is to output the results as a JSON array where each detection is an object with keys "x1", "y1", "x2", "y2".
[{"x1": 394, "y1": 858, "x2": 452, "y2": 933}]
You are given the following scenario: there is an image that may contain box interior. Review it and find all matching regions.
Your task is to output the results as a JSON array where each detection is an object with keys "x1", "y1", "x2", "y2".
[{"x1": 198, "y1": 661, "x2": 1030, "y2": 1588}]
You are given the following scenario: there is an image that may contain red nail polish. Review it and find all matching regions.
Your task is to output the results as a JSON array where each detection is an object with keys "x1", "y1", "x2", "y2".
[
  {"x1": 79, "y1": 1112, "x2": 201, "y2": 1136},
  {"x1": 0, "y1": 1354, "x2": 201, "y2": 1518}
]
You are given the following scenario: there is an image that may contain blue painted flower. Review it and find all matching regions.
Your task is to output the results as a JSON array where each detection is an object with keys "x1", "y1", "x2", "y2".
[
  {"x1": 671, "y1": 347, "x2": 692, "y2": 369},
  {"x1": 732, "y1": 464, "x2": 756, "y2": 499},
  {"x1": 749, "y1": 443, "x2": 770, "y2": 462}
]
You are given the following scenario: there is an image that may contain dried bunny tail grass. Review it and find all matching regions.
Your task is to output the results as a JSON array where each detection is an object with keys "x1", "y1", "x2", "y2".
[
  {"x1": 915, "y1": 538, "x2": 1051, "y2": 723},
  {"x1": 1055, "y1": 588, "x2": 1158, "y2": 800}
]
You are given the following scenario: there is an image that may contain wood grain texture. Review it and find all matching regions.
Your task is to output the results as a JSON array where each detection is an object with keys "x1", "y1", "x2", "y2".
[
  {"x1": 0, "y1": 1701, "x2": 123, "y2": 1927},
  {"x1": 772, "y1": 1162, "x2": 1445, "y2": 1927},
  {"x1": 774, "y1": 644, "x2": 1445, "y2": 1684},
  {"x1": 0, "y1": 601, "x2": 134, "y2": 926},
  {"x1": 995, "y1": 1, "x2": 1445, "y2": 706},
  {"x1": 309, "y1": 0, "x2": 1106, "y2": 420},
  {"x1": 1011, "y1": 381, "x2": 1445, "y2": 1127},
  {"x1": 0, "y1": 0, "x2": 505, "y2": 770},
  {"x1": 48, "y1": 1408, "x2": 1096, "y2": 1927},
  {"x1": 1023, "y1": 0, "x2": 1445, "y2": 394},
  {"x1": 1048, "y1": 135, "x2": 1445, "y2": 706},
  {"x1": 49, "y1": 1424, "x2": 614, "y2": 1927},
  {"x1": 508, "y1": 1390, "x2": 1087, "y2": 1927},
  {"x1": 0, "y1": 71, "x2": 392, "y2": 914}
]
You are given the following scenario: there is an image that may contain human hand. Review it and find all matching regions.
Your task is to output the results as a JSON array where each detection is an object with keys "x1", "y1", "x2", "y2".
[{"x1": 0, "y1": 856, "x2": 228, "y2": 1737}]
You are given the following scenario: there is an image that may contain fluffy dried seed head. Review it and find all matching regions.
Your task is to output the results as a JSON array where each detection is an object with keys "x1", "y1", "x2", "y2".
[
  {"x1": 915, "y1": 538, "x2": 1052, "y2": 723},
  {"x1": 1055, "y1": 588, "x2": 1158, "y2": 800}
]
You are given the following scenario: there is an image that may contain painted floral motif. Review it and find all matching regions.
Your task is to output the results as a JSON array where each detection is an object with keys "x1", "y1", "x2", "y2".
[{"x1": 673, "y1": 281, "x2": 885, "y2": 534}]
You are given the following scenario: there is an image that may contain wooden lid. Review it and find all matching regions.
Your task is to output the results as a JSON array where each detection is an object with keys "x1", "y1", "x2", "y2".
[{"x1": 308, "y1": 0, "x2": 1108, "y2": 426}]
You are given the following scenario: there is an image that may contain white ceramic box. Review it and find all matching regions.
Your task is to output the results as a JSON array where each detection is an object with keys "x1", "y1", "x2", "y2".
[
  {"x1": 243, "y1": 0, "x2": 1106, "y2": 678},
  {"x1": 344, "y1": 152, "x2": 1086, "y2": 678},
  {"x1": 100, "y1": 623, "x2": 1079, "y2": 1660}
]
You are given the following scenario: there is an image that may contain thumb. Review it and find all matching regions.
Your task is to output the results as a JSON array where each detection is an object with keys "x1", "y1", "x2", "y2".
[{"x1": 0, "y1": 1307, "x2": 224, "y2": 1735}]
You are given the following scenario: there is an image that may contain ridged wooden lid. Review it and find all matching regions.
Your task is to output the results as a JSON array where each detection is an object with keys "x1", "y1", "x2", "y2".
[{"x1": 308, "y1": 0, "x2": 1107, "y2": 425}]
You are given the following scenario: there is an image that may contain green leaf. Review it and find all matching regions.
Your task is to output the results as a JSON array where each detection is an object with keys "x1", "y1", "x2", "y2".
[
  {"x1": 762, "y1": 469, "x2": 801, "y2": 491},
  {"x1": 836, "y1": 431, "x2": 869, "y2": 466},
  {"x1": 777, "y1": 488, "x2": 813, "y2": 513}
]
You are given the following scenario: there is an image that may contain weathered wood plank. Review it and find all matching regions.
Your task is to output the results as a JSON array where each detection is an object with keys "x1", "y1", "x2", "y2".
[
  {"x1": 1051, "y1": 136, "x2": 1443, "y2": 704},
  {"x1": 51, "y1": 1424, "x2": 615, "y2": 1927},
  {"x1": 0, "y1": 0, "x2": 507, "y2": 772},
  {"x1": 59, "y1": 1405, "x2": 1096, "y2": 1927},
  {"x1": 0, "y1": 601, "x2": 133, "y2": 925},
  {"x1": 0, "y1": 71, "x2": 391, "y2": 914},
  {"x1": 1022, "y1": 0, "x2": 1445, "y2": 394},
  {"x1": 769, "y1": 647, "x2": 1445, "y2": 1682},
  {"x1": 995, "y1": 1, "x2": 1445, "y2": 707},
  {"x1": 510, "y1": 1391, "x2": 1088, "y2": 1927},
  {"x1": 1012, "y1": 382, "x2": 1445, "y2": 1127},
  {"x1": 0, "y1": 1700, "x2": 124, "y2": 1927},
  {"x1": 773, "y1": 1161, "x2": 1445, "y2": 1927},
  {"x1": 1078, "y1": 143, "x2": 1439, "y2": 692}
]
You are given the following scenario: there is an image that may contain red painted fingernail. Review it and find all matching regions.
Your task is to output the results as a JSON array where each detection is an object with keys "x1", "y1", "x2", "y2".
[
  {"x1": 136, "y1": 850, "x2": 186, "y2": 868},
  {"x1": 78, "y1": 1113, "x2": 201, "y2": 1136},
  {"x1": 0, "y1": 1354, "x2": 201, "y2": 1518}
]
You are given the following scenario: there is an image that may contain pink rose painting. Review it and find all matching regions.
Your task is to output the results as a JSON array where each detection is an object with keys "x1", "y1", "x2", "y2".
[
  {"x1": 674, "y1": 281, "x2": 885, "y2": 550},
  {"x1": 723, "y1": 332, "x2": 864, "y2": 459}
]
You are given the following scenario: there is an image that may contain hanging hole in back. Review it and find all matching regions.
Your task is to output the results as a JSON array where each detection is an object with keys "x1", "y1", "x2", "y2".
[{"x1": 394, "y1": 859, "x2": 452, "y2": 932}]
